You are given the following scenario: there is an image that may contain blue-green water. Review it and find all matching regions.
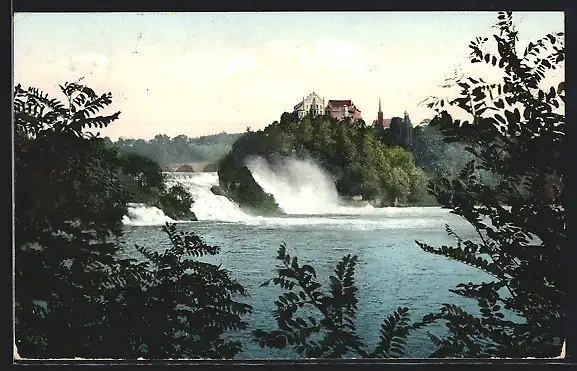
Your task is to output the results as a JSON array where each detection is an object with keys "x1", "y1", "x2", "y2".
[{"x1": 120, "y1": 208, "x2": 492, "y2": 359}]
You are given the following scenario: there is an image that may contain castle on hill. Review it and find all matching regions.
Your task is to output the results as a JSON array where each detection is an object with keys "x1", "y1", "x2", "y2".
[{"x1": 292, "y1": 92, "x2": 391, "y2": 127}]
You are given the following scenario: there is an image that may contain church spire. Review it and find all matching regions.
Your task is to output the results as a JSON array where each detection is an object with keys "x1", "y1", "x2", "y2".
[{"x1": 377, "y1": 97, "x2": 384, "y2": 127}]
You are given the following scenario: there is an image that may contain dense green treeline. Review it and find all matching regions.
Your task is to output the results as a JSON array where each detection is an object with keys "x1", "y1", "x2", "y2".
[
  {"x1": 107, "y1": 132, "x2": 243, "y2": 168},
  {"x1": 372, "y1": 113, "x2": 502, "y2": 190}
]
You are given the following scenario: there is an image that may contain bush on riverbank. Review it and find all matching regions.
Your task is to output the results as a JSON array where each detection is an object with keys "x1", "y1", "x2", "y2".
[{"x1": 114, "y1": 149, "x2": 196, "y2": 220}]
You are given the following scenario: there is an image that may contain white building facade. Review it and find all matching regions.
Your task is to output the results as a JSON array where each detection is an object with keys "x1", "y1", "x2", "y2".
[{"x1": 293, "y1": 92, "x2": 325, "y2": 119}]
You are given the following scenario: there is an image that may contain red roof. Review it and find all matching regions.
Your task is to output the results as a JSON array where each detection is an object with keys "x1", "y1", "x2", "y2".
[{"x1": 327, "y1": 100, "x2": 353, "y2": 107}]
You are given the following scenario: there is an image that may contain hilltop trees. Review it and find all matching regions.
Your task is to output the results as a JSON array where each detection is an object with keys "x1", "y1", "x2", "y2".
[
  {"x1": 385, "y1": 113, "x2": 413, "y2": 149},
  {"x1": 218, "y1": 113, "x2": 429, "y2": 211},
  {"x1": 374, "y1": 112, "x2": 413, "y2": 150},
  {"x1": 14, "y1": 82, "x2": 251, "y2": 358}
]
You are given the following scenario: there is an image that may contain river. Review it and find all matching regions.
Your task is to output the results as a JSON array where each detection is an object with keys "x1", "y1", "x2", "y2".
[{"x1": 119, "y1": 160, "x2": 492, "y2": 358}]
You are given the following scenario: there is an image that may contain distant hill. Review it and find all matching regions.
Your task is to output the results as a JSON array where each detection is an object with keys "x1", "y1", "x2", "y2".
[{"x1": 105, "y1": 132, "x2": 244, "y2": 167}]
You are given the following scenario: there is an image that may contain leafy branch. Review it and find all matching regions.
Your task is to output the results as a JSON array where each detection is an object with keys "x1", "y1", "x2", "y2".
[
  {"x1": 255, "y1": 244, "x2": 416, "y2": 358},
  {"x1": 415, "y1": 11, "x2": 565, "y2": 358}
]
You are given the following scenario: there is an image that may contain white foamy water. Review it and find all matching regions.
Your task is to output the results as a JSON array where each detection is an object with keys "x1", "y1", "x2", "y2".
[
  {"x1": 165, "y1": 172, "x2": 252, "y2": 222},
  {"x1": 243, "y1": 213, "x2": 460, "y2": 231},
  {"x1": 245, "y1": 156, "x2": 378, "y2": 215},
  {"x1": 122, "y1": 169, "x2": 464, "y2": 231},
  {"x1": 123, "y1": 203, "x2": 175, "y2": 226}
]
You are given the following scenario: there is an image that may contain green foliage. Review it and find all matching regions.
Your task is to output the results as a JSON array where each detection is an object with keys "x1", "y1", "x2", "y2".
[
  {"x1": 118, "y1": 151, "x2": 165, "y2": 189},
  {"x1": 15, "y1": 81, "x2": 130, "y2": 356},
  {"x1": 409, "y1": 124, "x2": 471, "y2": 178},
  {"x1": 254, "y1": 245, "x2": 419, "y2": 358},
  {"x1": 373, "y1": 112, "x2": 412, "y2": 151},
  {"x1": 14, "y1": 82, "x2": 250, "y2": 358},
  {"x1": 14, "y1": 82, "x2": 120, "y2": 139},
  {"x1": 117, "y1": 224, "x2": 252, "y2": 358},
  {"x1": 219, "y1": 113, "x2": 429, "y2": 210},
  {"x1": 156, "y1": 184, "x2": 196, "y2": 220},
  {"x1": 102, "y1": 143, "x2": 196, "y2": 221},
  {"x1": 371, "y1": 307, "x2": 411, "y2": 358},
  {"x1": 14, "y1": 82, "x2": 127, "y2": 244},
  {"x1": 380, "y1": 115, "x2": 413, "y2": 149},
  {"x1": 116, "y1": 151, "x2": 165, "y2": 202},
  {"x1": 374, "y1": 112, "x2": 495, "y2": 196},
  {"x1": 415, "y1": 11, "x2": 565, "y2": 357},
  {"x1": 112, "y1": 132, "x2": 244, "y2": 166}
]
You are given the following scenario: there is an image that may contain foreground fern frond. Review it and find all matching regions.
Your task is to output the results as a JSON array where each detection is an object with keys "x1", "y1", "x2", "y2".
[{"x1": 255, "y1": 244, "x2": 416, "y2": 359}]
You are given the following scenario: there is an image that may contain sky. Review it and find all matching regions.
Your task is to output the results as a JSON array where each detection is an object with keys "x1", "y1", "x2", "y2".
[{"x1": 13, "y1": 11, "x2": 564, "y2": 140}]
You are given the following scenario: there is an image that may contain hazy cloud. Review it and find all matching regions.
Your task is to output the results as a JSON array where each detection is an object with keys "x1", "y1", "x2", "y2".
[{"x1": 14, "y1": 12, "x2": 564, "y2": 140}]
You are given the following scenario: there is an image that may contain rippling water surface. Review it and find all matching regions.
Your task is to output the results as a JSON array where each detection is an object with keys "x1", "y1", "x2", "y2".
[{"x1": 120, "y1": 208, "x2": 491, "y2": 358}]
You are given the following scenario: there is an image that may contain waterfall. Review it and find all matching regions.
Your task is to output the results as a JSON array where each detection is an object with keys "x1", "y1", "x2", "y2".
[
  {"x1": 122, "y1": 169, "x2": 454, "y2": 231},
  {"x1": 245, "y1": 156, "x2": 374, "y2": 215},
  {"x1": 165, "y1": 172, "x2": 252, "y2": 222},
  {"x1": 123, "y1": 172, "x2": 252, "y2": 225}
]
